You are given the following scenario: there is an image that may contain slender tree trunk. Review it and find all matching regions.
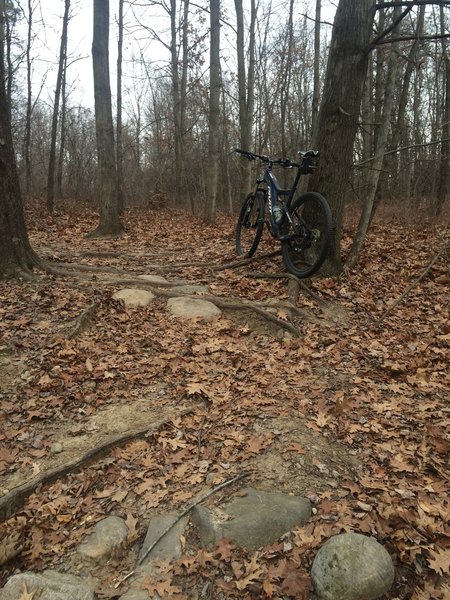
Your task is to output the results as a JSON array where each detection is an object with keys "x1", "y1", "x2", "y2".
[
  {"x1": 346, "y1": 11, "x2": 400, "y2": 270},
  {"x1": 280, "y1": 0, "x2": 294, "y2": 161},
  {"x1": 56, "y1": 58, "x2": 67, "y2": 198},
  {"x1": 89, "y1": 0, "x2": 123, "y2": 237},
  {"x1": 204, "y1": 0, "x2": 220, "y2": 223},
  {"x1": 170, "y1": 0, "x2": 183, "y2": 197},
  {"x1": 436, "y1": 6, "x2": 449, "y2": 216},
  {"x1": 23, "y1": 0, "x2": 32, "y2": 195},
  {"x1": 0, "y1": 1, "x2": 39, "y2": 279},
  {"x1": 311, "y1": 0, "x2": 321, "y2": 142},
  {"x1": 235, "y1": 0, "x2": 256, "y2": 193},
  {"x1": 310, "y1": 0, "x2": 375, "y2": 274},
  {"x1": 117, "y1": 0, "x2": 125, "y2": 213},
  {"x1": 47, "y1": 0, "x2": 70, "y2": 213}
]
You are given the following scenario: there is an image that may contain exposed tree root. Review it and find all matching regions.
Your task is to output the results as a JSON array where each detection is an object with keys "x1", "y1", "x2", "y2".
[
  {"x1": 67, "y1": 303, "x2": 98, "y2": 339},
  {"x1": 0, "y1": 409, "x2": 193, "y2": 523}
]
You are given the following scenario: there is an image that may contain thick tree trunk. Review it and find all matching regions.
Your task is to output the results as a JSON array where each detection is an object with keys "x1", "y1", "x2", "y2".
[
  {"x1": 47, "y1": 0, "x2": 70, "y2": 213},
  {"x1": 0, "y1": 3, "x2": 39, "y2": 279},
  {"x1": 89, "y1": 0, "x2": 123, "y2": 238},
  {"x1": 204, "y1": 0, "x2": 221, "y2": 223},
  {"x1": 310, "y1": 0, "x2": 375, "y2": 274}
]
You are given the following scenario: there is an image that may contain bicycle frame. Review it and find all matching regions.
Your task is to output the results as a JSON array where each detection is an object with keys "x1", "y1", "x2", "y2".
[{"x1": 256, "y1": 159, "x2": 308, "y2": 237}]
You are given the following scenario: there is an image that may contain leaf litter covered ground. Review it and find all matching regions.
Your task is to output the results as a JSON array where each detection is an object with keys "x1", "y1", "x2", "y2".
[{"x1": 0, "y1": 204, "x2": 449, "y2": 599}]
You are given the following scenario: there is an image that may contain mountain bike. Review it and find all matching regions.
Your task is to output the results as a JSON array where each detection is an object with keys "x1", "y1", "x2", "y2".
[{"x1": 235, "y1": 148, "x2": 332, "y2": 278}]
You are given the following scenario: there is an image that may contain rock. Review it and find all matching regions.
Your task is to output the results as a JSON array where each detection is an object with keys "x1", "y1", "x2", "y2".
[
  {"x1": 171, "y1": 284, "x2": 209, "y2": 295},
  {"x1": 121, "y1": 515, "x2": 189, "y2": 600},
  {"x1": 311, "y1": 532, "x2": 395, "y2": 600},
  {"x1": 137, "y1": 275, "x2": 168, "y2": 284},
  {"x1": 50, "y1": 442, "x2": 63, "y2": 454},
  {"x1": 192, "y1": 487, "x2": 312, "y2": 549},
  {"x1": 112, "y1": 289, "x2": 155, "y2": 307},
  {"x1": 0, "y1": 570, "x2": 94, "y2": 600},
  {"x1": 77, "y1": 516, "x2": 128, "y2": 563},
  {"x1": 166, "y1": 297, "x2": 221, "y2": 320},
  {"x1": 138, "y1": 514, "x2": 189, "y2": 566}
]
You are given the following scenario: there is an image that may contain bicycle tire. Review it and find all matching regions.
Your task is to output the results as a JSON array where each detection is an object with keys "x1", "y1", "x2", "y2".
[
  {"x1": 235, "y1": 191, "x2": 265, "y2": 257},
  {"x1": 281, "y1": 192, "x2": 332, "y2": 277}
]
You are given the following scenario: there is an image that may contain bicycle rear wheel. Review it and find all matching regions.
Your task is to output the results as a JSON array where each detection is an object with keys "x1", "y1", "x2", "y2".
[
  {"x1": 235, "y1": 191, "x2": 265, "y2": 257},
  {"x1": 281, "y1": 192, "x2": 332, "y2": 277}
]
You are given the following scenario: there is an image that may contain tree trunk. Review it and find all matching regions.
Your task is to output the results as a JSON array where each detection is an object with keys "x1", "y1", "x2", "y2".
[
  {"x1": 204, "y1": 0, "x2": 221, "y2": 223},
  {"x1": 0, "y1": 2, "x2": 39, "y2": 279},
  {"x1": 89, "y1": 0, "x2": 123, "y2": 238},
  {"x1": 311, "y1": 0, "x2": 321, "y2": 142},
  {"x1": 47, "y1": 0, "x2": 70, "y2": 213},
  {"x1": 234, "y1": 0, "x2": 256, "y2": 193},
  {"x1": 23, "y1": 0, "x2": 33, "y2": 195},
  {"x1": 117, "y1": 0, "x2": 125, "y2": 213},
  {"x1": 346, "y1": 9, "x2": 400, "y2": 270},
  {"x1": 310, "y1": 0, "x2": 375, "y2": 274},
  {"x1": 436, "y1": 6, "x2": 449, "y2": 216}
]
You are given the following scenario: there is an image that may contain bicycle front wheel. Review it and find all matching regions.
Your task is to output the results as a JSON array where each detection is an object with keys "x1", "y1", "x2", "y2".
[
  {"x1": 281, "y1": 192, "x2": 332, "y2": 277},
  {"x1": 235, "y1": 191, "x2": 265, "y2": 257}
]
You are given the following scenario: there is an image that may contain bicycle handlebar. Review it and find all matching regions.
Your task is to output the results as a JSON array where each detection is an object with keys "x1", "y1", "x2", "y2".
[{"x1": 234, "y1": 147, "x2": 316, "y2": 170}]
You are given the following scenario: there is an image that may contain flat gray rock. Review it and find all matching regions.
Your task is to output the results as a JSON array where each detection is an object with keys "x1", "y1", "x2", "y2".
[
  {"x1": 166, "y1": 297, "x2": 221, "y2": 320},
  {"x1": 0, "y1": 571, "x2": 94, "y2": 600},
  {"x1": 77, "y1": 516, "x2": 128, "y2": 563},
  {"x1": 113, "y1": 288, "x2": 155, "y2": 307},
  {"x1": 171, "y1": 284, "x2": 209, "y2": 295},
  {"x1": 192, "y1": 487, "x2": 312, "y2": 549},
  {"x1": 311, "y1": 532, "x2": 395, "y2": 600},
  {"x1": 137, "y1": 274, "x2": 168, "y2": 284},
  {"x1": 120, "y1": 514, "x2": 189, "y2": 599}
]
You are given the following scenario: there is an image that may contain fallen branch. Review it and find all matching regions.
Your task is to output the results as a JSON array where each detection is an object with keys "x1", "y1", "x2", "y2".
[
  {"x1": 377, "y1": 238, "x2": 450, "y2": 322},
  {"x1": 116, "y1": 472, "x2": 251, "y2": 587},
  {"x1": 0, "y1": 409, "x2": 193, "y2": 522}
]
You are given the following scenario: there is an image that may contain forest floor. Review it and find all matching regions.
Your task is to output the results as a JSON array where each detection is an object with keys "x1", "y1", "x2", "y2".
[{"x1": 0, "y1": 202, "x2": 449, "y2": 599}]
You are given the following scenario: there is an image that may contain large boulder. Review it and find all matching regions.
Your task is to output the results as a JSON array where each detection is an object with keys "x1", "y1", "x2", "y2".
[
  {"x1": 0, "y1": 571, "x2": 94, "y2": 600},
  {"x1": 192, "y1": 487, "x2": 312, "y2": 549},
  {"x1": 311, "y1": 532, "x2": 395, "y2": 600}
]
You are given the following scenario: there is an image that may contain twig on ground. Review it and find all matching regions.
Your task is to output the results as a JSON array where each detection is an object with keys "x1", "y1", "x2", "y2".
[
  {"x1": 377, "y1": 238, "x2": 450, "y2": 322},
  {"x1": 248, "y1": 271, "x2": 325, "y2": 302},
  {"x1": 116, "y1": 472, "x2": 251, "y2": 587}
]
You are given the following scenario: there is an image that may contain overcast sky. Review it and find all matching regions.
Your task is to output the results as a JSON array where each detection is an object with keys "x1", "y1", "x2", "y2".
[{"x1": 27, "y1": 0, "x2": 337, "y2": 108}]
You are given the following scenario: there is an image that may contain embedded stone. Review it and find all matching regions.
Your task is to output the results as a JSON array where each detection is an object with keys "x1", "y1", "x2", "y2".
[
  {"x1": 191, "y1": 487, "x2": 312, "y2": 549},
  {"x1": 311, "y1": 532, "x2": 395, "y2": 600},
  {"x1": 0, "y1": 571, "x2": 94, "y2": 600},
  {"x1": 166, "y1": 297, "x2": 221, "y2": 320},
  {"x1": 77, "y1": 516, "x2": 128, "y2": 563},
  {"x1": 112, "y1": 288, "x2": 155, "y2": 307}
]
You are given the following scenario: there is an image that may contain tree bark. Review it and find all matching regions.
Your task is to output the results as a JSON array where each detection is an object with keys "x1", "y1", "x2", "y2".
[
  {"x1": 204, "y1": 0, "x2": 221, "y2": 223},
  {"x1": 311, "y1": 0, "x2": 321, "y2": 142},
  {"x1": 436, "y1": 6, "x2": 449, "y2": 215},
  {"x1": 234, "y1": 0, "x2": 256, "y2": 193},
  {"x1": 47, "y1": 0, "x2": 70, "y2": 213},
  {"x1": 117, "y1": 0, "x2": 125, "y2": 213},
  {"x1": 0, "y1": 1, "x2": 39, "y2": 279},
  {"x1": 346, "y1": 8, "x2": 400, "y2": 270},
  {"x1": 89, "y1": 0, "x2": 123, "y2": 237},
  {"x1": 309, "y1": 0, "x2": 375, "y2": 274}
]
